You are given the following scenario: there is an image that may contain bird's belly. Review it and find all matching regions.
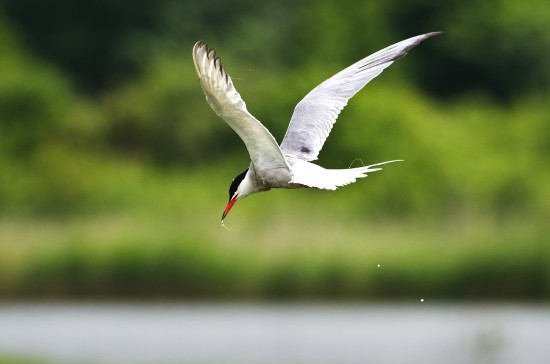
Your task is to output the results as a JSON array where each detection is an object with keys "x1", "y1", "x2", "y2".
[{"x1": 255, "y1": 167, "x2": 294, "y2": 189}]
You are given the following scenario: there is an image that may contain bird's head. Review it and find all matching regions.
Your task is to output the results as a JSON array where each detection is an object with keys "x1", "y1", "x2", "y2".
[{"x1": 222, "y1": 168, "x2": 258, "y2": 221}]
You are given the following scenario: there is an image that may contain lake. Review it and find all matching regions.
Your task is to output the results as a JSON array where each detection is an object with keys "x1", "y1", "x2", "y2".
[{"x1": 0, "y1": 303, "x2": 549, "y2": 363}]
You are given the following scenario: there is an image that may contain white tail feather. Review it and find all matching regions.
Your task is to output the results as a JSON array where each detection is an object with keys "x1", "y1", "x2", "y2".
[{"x1": 291, "y1": 160, "x2": 402, "y2": 190}]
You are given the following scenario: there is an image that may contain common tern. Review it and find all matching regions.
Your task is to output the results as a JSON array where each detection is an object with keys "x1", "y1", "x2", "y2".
[{"x1": 192, "y1": 32, "x2": 441, "y2": 222}]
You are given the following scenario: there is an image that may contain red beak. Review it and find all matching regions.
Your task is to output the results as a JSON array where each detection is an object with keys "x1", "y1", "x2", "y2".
[{"x1": 222, "y1": 194, "x2": 238, "y2": 221}]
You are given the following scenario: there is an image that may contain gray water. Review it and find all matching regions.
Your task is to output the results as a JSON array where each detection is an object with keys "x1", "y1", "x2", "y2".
[{"x1": 0, "y1": 303, "x2": 549, "y2": 364}]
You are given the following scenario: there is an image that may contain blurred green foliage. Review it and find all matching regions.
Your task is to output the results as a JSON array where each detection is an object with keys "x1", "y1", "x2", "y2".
[{"x1": 0, "y1": 1, "x2": 549, "y2": 299}]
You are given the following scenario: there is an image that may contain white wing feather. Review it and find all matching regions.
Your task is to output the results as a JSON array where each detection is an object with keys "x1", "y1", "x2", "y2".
[
  {"x1": 192, "y1": 41, "x2": 290, "y2": 173},
  {"x1": 280, "y1": 32, "x2": 441, "y2": 161}
]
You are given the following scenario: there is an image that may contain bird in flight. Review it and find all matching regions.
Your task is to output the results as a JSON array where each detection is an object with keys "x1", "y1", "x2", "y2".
[{"x1": 192, "y1": 32, "x2": 441, "y2": 222}]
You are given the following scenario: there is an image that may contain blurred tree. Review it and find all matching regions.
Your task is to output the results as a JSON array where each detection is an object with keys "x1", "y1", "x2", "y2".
[
  {"x1": 98, "y1": 56, "x2": 230, "y2": 166},
  {"x1": 4, "y1": 0, "x2": 549, "y2": 100},
  {"x1": 0, "y1": 0, "x2": 275, "y2": 93},
  {"x1": 1, "y1": 0, "x2": 164, "y2": 93},
  {"x1": 387, "y1": 0, "x2": 550, "y2": 101},
  {"x1": 0, "y1": 11, "x2": 72, "y2": 157}
]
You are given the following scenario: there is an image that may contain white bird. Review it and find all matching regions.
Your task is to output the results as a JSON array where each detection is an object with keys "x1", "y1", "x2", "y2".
[{"x1": 192, "y1": 32, "x2": 441, "y2": 221}]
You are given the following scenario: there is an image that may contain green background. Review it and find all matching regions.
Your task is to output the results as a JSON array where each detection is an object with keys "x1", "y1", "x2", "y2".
[{"x1": 0, "y1": 0, "x2": 549, "y2": 300}]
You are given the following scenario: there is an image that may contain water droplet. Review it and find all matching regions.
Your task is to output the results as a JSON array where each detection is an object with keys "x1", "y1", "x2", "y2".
[
  {"x1": 377, "y1": 264, "x2": 381, "y2": 268},
  {"x1": 420, "y1": 298, "x2": 424, "y2": 302}
]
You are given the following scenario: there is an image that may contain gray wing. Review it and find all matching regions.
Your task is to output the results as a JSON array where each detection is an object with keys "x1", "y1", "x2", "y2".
[
  {"x1": 193, "y1": 41, "x2": 290, "y2": 173},
  {"x1": 280, "y1": 32, "x2": 441, "y2": 161}
]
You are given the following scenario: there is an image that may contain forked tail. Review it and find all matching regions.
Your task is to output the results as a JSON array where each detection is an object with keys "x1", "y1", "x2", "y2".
[{"x1": 291, "y1": 159, "x2": 403, "y2": 190}]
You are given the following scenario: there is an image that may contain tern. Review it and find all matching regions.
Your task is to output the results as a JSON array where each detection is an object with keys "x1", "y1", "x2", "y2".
[{"x1": 192, "y1": 32, "x2": 441, "y2": 222}]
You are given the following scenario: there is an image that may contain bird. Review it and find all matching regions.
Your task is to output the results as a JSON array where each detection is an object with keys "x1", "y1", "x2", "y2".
[{"x1": 192, "y1": 32, "x2": 441, "y2": 222}]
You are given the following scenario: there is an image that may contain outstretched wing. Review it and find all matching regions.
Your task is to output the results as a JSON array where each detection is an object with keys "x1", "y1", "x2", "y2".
[
  {"x1": 280, "y1": 32, "x2": 441, "y2": 161},
  {"x1": 193, "y1": 41, "x2": 290, "y2": 173}
]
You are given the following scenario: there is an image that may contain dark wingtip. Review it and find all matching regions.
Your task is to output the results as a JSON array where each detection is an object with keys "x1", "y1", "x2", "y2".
[
  {"x1": 192, "y1": 40, "x2": 231, "y2": 84},
  {"x1": 411, "y1": 31, "x2": 444, "y2": 48},
  {"x1": 194, "y1": 40, "x2": 207, "y2": 50},
  {"x1": 426, "y1": 31, "x2": 444, "y2": 37},
  {"x1": 194, "y1": 39, "x2": 217, "y2": 60},
  {"x1": 395, "y1": 31, "x2": 443, "y2": 61},
  {"x1": 207, "y1": 47, "x2": 217, "y2": 59}
]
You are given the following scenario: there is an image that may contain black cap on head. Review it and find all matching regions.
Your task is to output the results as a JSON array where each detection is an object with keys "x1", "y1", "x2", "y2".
[{"x1": 228, "y1": 168, "x2": 248, "y2": 201}]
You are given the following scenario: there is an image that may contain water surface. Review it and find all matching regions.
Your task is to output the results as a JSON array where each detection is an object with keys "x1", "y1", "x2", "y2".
[{"x1": 0, "y1": 303, "x2": 548, "y2": 363}]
